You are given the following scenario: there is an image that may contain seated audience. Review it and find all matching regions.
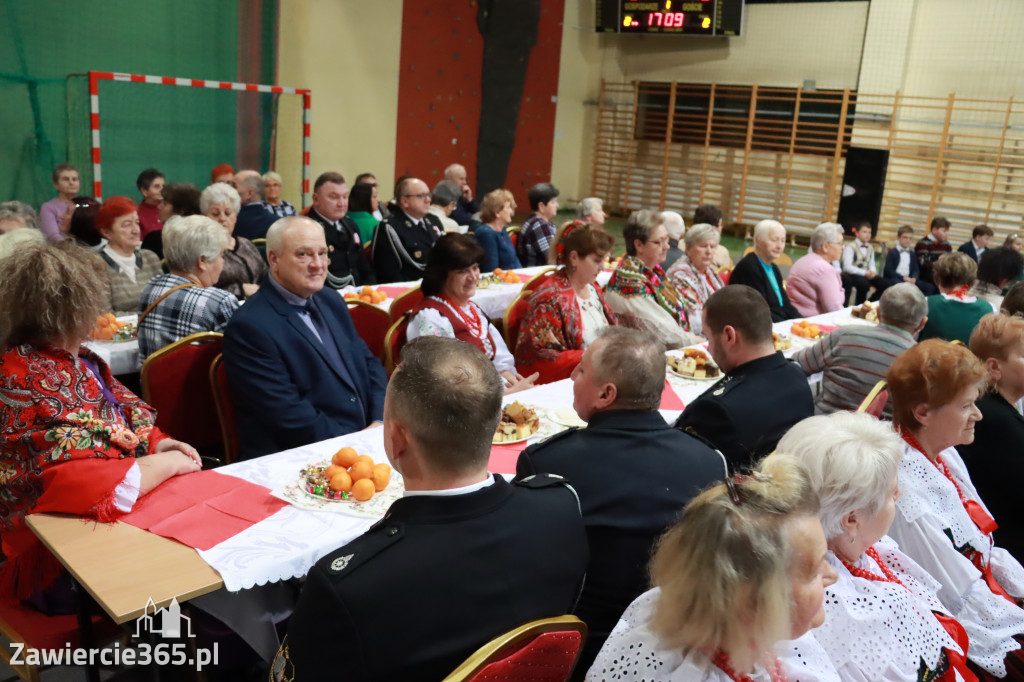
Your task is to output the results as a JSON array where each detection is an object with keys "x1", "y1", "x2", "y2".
[
  {"x1": 1005, "y1": 233, "x2": 1023, "y2": 253},
  {"x1": 211, "y1": 163, "x2": 235, "y2": 186},
  {"x1": 787, "y1": 222, "x2": 846, "y2": 316},
  {"x1": 588, "y1": 455, "x2": 838, "y2": 681},
  {"x1": 137, "y1": 216, "x2": 240, "y2": 358},
  {"x1": 0, "y1": 200, "x2": 40, "y2": 234},
  {"x1": 515, "y1": 223, "x2": 617, "y2": 383},
  {"x1": 0, "y1": 227, "x2": 45, "y2": 263},
  {"x1": 444, "y1": 163, "x2": 479, "y2": 225},
  {"x1": 841, "y1": 220, "x2": 890, "y2": 304},
  {"x1": 38, "y1": 163, "x2": 78, "y2": 241},
  {"x1": 779, "y1": 412, "x2": 976, "y2": 681},
  {"x1": 233, "y1": 169, "x2": 276, "y2": 241},
  {"x1": 969, "y1": 246, "x2": 1024, "y2": 311},
  {"x1": 606, "y1": 209, "x2": 698, "y2": 349},
  {"x1": 355, "y1": 172, "x2": 387, "y2": 220},
  {"x1": 793, "y1": 283, "x2": 926, "y2": 417},
  {"x1": 408, "y1": 234, "x2": 537, "y2": 393},
  {"x1": 306, "y1": 172, "x2": 375, "y2": 289},
  {"x1": 135, "y1": 168, "x2": 165, "y2": 238},
  {"x1": 915, "y1": 216, "x2": 952, "y2": 293},
  {"x1": 0, "y1": 242, "x2": 201, "y2": 606},
  {"x1": 960, "y1": 224, "x2": 994, "y2": 262},
  {"x1": 666, "y1": 223, "x2": 725, "y2": 336},
  {"x1": 729, "y1": 219, "x2": 802, "y2": 321},
  {"x1": 675, "y1": 285, "x2": 813, "y2": 470},
  {"x1": 95, "y1": 197, "x2": 162, "y2": 315},
  {"x1": 472, "y1": 188, "x2": 521, "y2": 271},
  {"x1": 693, "y1": 204, "x2": 733, "y2": 270},
  {"x1": 223, "y1": 217, "x2": 387, "y2": 459},
  {"x1": 346, "y1": 182, "x2": 381, "y2": 244},
  {"x1": 201, "y1": 182, "x2": 266, "y2": 300},
  {"x1": 887, "y1": 339, "x2": 1024, "y2": 679},
  {"x1": 517, "y1": 326, "x2": 725, "y2": 677},
  {"x1": 884, "y1": 224, "x2": 924, "y2": 289},
  {"x1": 260, "y1": 171, "x2": 296, "y2": 218},
  {"x1": 273, "y1": 336, "x2": 587, "y2": 682},
  {"x1": 68, "y1": 197, "x2": 101, "y2": 247},
  {"x1": 962, "y1": 313, "x2": 1024, "y2": 563},
  {"x1": 145, "y1": 181, "x2": 201, "y2": 258},
  {"x1": 372, "y1": 177, "x2": 444, "y2": 283},
  {"x1": 575, "y1": 196, "x2": 606, "y2": 228},
  {"x1": 660, "y1": 210, "x2": 685, "y2": 270},
  {"x1": 920, "y1": 251, "x2": 994, "y2": 343},
  {"x1": 427, "y1": 180, "x2": 462, "y2": 234},
  {"x1": 516, "y1": 182, "x2": 560, "y2": 266}
]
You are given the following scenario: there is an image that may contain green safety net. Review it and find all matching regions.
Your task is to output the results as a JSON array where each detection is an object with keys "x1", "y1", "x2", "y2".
[{"x1": 0, "y1": 0, "x2": 279, "y2": 206}]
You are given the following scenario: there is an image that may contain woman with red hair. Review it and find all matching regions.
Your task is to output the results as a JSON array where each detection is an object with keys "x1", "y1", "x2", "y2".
[{"x1": 95, "y1": 196, "x2": 162, "y2": 314}]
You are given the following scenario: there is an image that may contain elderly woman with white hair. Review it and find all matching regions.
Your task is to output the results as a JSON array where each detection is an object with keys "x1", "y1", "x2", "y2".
[
  {"x1": 575, "y1": 197, "x2": 606, "y2": 228},
  {"x1": 661, "y1": 211, "x2": 685, "y2": 270},
  {"x1": 201, "y1": 182, "x2": 266, "y2": 300},
  {"x1": 261, "y1": 170, "x2": 296, "y2": 218},
  {"x1": 136, "y1": 215, "x2": 240, "y2": 357},
  {"x1": 779, "y1": 412, "x2": 976, "y2": 681},
  {"x1": 666, "y1": 222, "x2": 726, "y2": 336},
  {"x1": 730, "y1": 219, "x2": 802, "y2": 321},
  {"x1": 786, "y1": 223, "x2": 847, "y2": 317},
  {"x1": 589, "y1": 454, "x2": 840, "y2": 681}
]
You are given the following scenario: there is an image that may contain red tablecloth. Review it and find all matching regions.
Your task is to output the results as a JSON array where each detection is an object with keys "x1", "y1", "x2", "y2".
[
  {"x1": 121, "y1": 470, "x2": 289, "y2": 551},
  {"x1": 377, "y1": 285, "x2": 411, "y2": 298}
]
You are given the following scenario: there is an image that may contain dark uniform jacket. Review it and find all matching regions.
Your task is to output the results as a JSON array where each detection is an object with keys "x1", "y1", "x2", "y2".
[
  {"x1": 271, "y1": 474, "x2": 588, "y2": 682},
  {"x1": 371, "y1": 208, "x2": 444, "y2": 283},
  {"x1": 957, "y1": 391, "x2": 1024, "y2": 563},
  {"x1": 675, "y1": 352, "x2": 813, "y2": 471},
  {"x1": 515, "y1": 410, "x2": 726, "y2": 679},
  {"x1": 306, "y1": 207, "x2": 376, "y2": 289},
  {"x1": 234, "y1": 202, "x2": 277, "y2": 241},
  {"x1": 729, "y1": 252, "x2": 802, "y2": 322}
]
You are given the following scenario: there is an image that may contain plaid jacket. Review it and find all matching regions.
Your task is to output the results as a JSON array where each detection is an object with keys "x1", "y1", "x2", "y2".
[
  {"x1": 516, "y1": 215, "x2": 557, "y2": 267},
  {"x1": 261, "y1": 200, "x2": 297, "y2": 218},
  {"x1": 137, "y1": 274, "x2": 240, "y2": 357},
  {"x1": 105, "y1": 248, "x2": 163, "y2": 315}
]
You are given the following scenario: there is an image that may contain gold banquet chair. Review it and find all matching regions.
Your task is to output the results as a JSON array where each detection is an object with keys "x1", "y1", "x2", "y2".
[{"x1": 856, "y1": 380, "x2": 889, "y2": 418}]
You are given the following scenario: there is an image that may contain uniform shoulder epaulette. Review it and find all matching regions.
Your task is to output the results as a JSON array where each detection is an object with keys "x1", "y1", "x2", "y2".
[
  {"x1": 320, "y1": 518, "x2": 406, "y2": 576},
  {"x1": 514, "y1": 471, "x2": 571, "y2": 489},
  {"x1": 526, "y1": 426, "x2": 580, "y2": 451},
  {"x1": 708, "y1": 374, "x2": 742, "y2": 397}
]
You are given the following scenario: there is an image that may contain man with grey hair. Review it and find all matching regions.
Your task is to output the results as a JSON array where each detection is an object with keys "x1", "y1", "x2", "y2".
[
  {"x1": 428, "y1": 179, "x2": 463, "y2": 233},
  {"x1": 516, "y1": 326, "x2": 724, "y2": 675},
  {"x1": 575, "y1": 197, "x2": 606, "y2": 228},
  {"x1": 660, "y1": 210, "x2": 685, "y2": 269},
  {"x1": 233, "y1": 169, "x2": 276, "y2": 240},
  {"x1": 729, "y1": 218, "x2": 801, "y2": 321},
  {"x1": 444, "y1": 163, "x2": 479, "y2": 225},
  {"x1": 276, "y1": 336, "x2": 587, "y2": 681},
  {"x1": 223, "y1": 216, "x2": 387, "y2": 458},
  {"x1": 793, "y1": 282, "x2": 927, "y2": 417}
]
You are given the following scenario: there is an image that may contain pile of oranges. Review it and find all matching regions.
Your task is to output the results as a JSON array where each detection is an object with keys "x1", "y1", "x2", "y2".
[
  {"x1": 310, "y1": 447, "x2": 390, "y2": 502},
  {"x1": 492, "y1": 268, "x2": 520, "y2": 284},
  {"x1": 791, "y1": 320, "x2": 822, "y2": 338},
  {"x1": 90, "y1": 314, "x2": 129, "y2": 341},
  {"x1": 343, "y1": 286, "x2": 388, "y2": 304}
]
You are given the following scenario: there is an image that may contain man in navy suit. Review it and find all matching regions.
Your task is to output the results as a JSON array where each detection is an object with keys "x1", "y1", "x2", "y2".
[
  {"x1": 958, "y1": 224, "x2": 994, "y2": 263},
  {"x1": 223, "y1": 216, "x2": 388, "y2": 459},
  {"x1": 233, "y1": 170, "x2": 278, "y2": 241}
]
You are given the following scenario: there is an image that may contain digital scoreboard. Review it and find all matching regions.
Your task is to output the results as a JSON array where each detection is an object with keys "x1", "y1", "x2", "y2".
[{"x1": 596, "y1": 0, "x2": 744, "y2": 37}]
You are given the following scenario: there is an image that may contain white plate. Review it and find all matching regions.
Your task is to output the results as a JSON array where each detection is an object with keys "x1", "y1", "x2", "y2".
[
  {"x1": 667, "y1": 366, "x2": 722, "y2": 381},
  {"x1": 548, "y1": 408, "x2": 587, "y2": 429},
  {"x1": 492, "y1": 434, "x2": 533, "y2": 445}
]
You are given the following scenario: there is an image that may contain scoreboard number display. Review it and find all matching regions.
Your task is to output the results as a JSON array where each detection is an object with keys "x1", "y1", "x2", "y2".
[{"x1": 596, "y1": 0, "x2": 744, "y2": 36}]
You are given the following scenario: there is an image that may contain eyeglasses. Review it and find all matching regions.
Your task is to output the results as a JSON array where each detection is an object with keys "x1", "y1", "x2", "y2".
[{"x1": 404, "y1": 193, "x2": 431, "y2": 200}]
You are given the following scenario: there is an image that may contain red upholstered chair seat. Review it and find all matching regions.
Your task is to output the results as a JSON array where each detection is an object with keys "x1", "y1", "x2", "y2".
[
  {"x1": 468, "y1": 631, "x2": 582, "y2": 682},
  {"x1": 347, "y1": 300, "x2": 391, "y2": 359}
]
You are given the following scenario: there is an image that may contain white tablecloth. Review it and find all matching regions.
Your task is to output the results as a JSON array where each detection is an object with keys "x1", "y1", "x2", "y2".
[{"x1": 83, "y1": 315, "x2": 141, "y2": 375}]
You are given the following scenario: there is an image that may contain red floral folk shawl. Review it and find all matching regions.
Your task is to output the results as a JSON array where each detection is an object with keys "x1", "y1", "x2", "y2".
[
  {"x1": 0, "y1": 342, "x2": 167, "y2": 599},
  {"x1": 513, "y1": 269, "x2": 617, "y2": 384}
]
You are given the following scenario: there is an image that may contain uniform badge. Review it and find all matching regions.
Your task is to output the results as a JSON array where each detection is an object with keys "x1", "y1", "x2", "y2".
[
  {"x1": 713, "y1": 387, "x2": 724, "y2": 396},
  {"x1": 328, "y1": 245, "x2": 335, "y2": 253},
  {"x1": 414, "y1": 250, "x2": 422, "y2": 259},
  {"x1": 330, "y1": 553, "x2": 354, "y2": 573}
]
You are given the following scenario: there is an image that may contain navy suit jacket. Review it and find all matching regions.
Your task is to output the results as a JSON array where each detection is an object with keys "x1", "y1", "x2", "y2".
[
  {"x1": 958, "y1": 240, "x2": 982, "y2": 262},
  {"x1": 223, "y1": 278, "x2": 388, "y2": 459},
  {"x1": 234, "y1": 203, "x2": 278, "y2": 241},
  {"x1": 883, "y1": 247, "x2": 920, "y2": 283}
]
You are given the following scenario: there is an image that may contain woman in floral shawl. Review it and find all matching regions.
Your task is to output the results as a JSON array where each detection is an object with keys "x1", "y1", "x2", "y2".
[
  {"x1": 606, "y1": 210, "x2": 700, "y2": 349},
  {"x1": 514, "y1": 223, "x2": 617, "y2": 384},
  {"x1": 0, "y1": 242, "x2": 202, "y2": 607}
]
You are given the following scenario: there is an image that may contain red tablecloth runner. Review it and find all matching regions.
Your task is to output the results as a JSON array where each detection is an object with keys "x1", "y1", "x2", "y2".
[
  {"x1": 817, "y1": 323, "x2": 838, "y2": 333},
  {"x1": 660, "y1": 379, "x2": 685, "y2": 410},
  {"x1": 377, "y1": 285, "x2": 412, "y2": 298},
  {"x1": 121, "y1": 470, "x2": 288, "y2": 551}
]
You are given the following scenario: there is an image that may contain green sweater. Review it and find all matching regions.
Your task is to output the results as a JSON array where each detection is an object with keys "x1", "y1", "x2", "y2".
[
  {"x1": 919, "y1": 295, "x2": 993, "y2": 344},
  {"x1": 347, "y1": 211, "x2": 380, "y2": 245}
]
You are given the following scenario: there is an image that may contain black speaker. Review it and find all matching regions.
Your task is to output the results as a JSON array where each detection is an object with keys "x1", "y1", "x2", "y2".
[{"x1": 837, "y1": 147, "x2": 889, "y2": 237}]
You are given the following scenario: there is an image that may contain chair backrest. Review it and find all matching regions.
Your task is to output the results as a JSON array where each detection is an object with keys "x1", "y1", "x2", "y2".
[
  {"x1": 741, "y1": 246, "x2": 790, "y2": 267},
  {"x1": 522, "y1": 266, "x2": 556, "y2": 293},
  {"x1": 443, "y1": 615, "x2": 587, "y2": 682},
  {"x1": 388, "y1": 286, "x2": 423, "y2": 324},
  {"x1": 502, "y1": 291, "x2": 533, "y2": 355},
  {"x1": 856, "y1": 379, "x2": 889, "y2": 418},
  {"x1": 209, "y1": 353, "x2": 238, "y2": 464},
  {"x1": 348, "y1": 299, "x2": 391, "y2": 359},
  {"x1": 251, "y1": 237, "x2": 268, "y2": 263},
  {"x1": 717, "y1": 267, "x2": 732, "y2": 285},
  {"x1": 384, "y1": 312, "x2": 413, "y2": 376},
  {"x1": 141, "y1": 332, "x2": 224, "y2": 454}
]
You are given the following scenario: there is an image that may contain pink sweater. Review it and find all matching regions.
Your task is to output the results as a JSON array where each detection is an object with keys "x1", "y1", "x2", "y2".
[{"x1": 787, "y1": 251, "x2": 846, "y2": 316}]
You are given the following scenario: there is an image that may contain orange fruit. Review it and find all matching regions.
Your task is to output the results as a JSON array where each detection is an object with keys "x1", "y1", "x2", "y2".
[
  {"x1": 354, "y1": 454, "x2": 374, "y2": 466},
  {"x1": 373, "y1": 291, "x2": 387, "y2": 303},
  {"x1": 325, "y1": 464, "x2": 345, "y2": 480},
  {"x1": 351, "y1": 478, "x2": 375, "y2": 501},
  {"x1": 349, "y1": 460, "x2": 374, "y2": 481},
  {"x1": 98, "y1": 327, "x2": 115, "y2": 340},
  {"x1": 360, "y1": 294, "x2": 373, "y2": 303},
  {"x1": 332, "y1": 447, "x2": 359, "y2": 468},
  {"x1": 104, "y1": 313, "x2": 117, "y2": 323},
  {"x1": 329, "y1": 470, "x2": 353, "y2": 492},
  {"x1": 362, "y1": 285, "x2": 373, "y2": 295},
  {"x1": 343, "y1": 292, "x2": 358, "y2": 300},
  {"x1": 371, "y1": 463, "x2": 391, "y2": 492},
  {"x1": 494, "y1": 268, "x2": 504, "y2": 276}
]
